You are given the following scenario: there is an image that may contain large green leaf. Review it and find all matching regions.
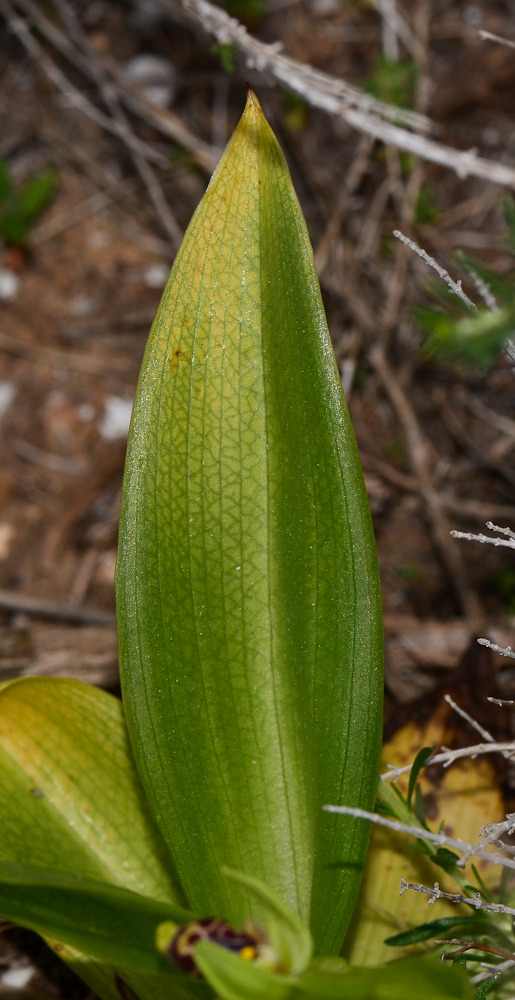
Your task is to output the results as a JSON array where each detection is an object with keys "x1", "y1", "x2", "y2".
[
  {"x1": 0, "y1": 678, "x2": 202, "y2": 1000},
  {"x1": 117, "y1": 89, "x2": 383, "y2": 954},
  {"x1": 187, "y1": 944, "x2": 472, "y2": 1000},
  {"x1": 55, "y1": 943, "x2": 212, "y2": 1000},
  {"x1": 0, "y1": 678, "x2": 182, "y2": 902},
  {"x1": 194, "y1": 940, "x2": 296, "y2": 1000},
  {"x1": 296, "y1": 956, "x2": 473, "y2": 999},
  {"x1": 0, "y1": 863, "x2": 212, "y2": 999},
  {"x1": 0, "y1": 863, "x2": 190, "y2": 973},
  {"x1": 46, "y1": 940, "x2": 122, "y2": 1000}
]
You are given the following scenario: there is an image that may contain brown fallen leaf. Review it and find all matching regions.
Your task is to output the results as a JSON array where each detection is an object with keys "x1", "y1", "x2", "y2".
[{"x1": 343, "y1": 702, "x2": 504, "y2": 967}]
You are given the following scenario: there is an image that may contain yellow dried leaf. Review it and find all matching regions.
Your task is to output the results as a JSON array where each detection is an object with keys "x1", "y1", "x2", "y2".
[{"x1": 343, "y1": 706, "x2": 504, "y2": 966}]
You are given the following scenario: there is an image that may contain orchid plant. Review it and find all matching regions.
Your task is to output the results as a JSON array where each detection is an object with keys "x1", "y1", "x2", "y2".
[{"x1": 0, "y1": 92, "x2": 471, "y2": 1000}]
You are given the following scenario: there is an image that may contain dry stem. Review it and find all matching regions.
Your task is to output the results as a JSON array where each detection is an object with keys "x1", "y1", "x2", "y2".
[
  {"x1": 323, "y1": 804, "x2": 515, "y2": 872},
  {"x1": 393, "y1": 230, "x2": 477, "y2": 311},
  {"x1": 399, "y1": 878, "x2": 515, "y2": 917},
  {"x1": 382, "y1": 741, "x2": 515, "y2": 783}
]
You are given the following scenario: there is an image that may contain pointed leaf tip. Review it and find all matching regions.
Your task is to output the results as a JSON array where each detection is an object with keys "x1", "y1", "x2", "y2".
[{"x1": 245, "y1": 88, "x2": 260, "y2": 109}]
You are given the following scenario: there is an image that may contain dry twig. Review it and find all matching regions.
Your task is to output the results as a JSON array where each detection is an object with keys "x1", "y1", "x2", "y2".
[
  {"x1": 0, "y1": 590, "x2": 115, "y2": 625},
  {"x1": 169, "y1": 0, "x2": 515, "y2": 187},
  {"x1": 472, "y1": 960, "x2": 515, "y2": 986},
  {"x1": 314, "y1": 134, "x2": 373, "y2": 275},
  {"x1": 393, "y1": 230, "x2": 477, "y2": 311},
  {"x1": 0, "y1": 0, "x2": 168, "y2": 168},
  {"x1": 376, "y1": 0, "x2": 400, "y2": 61},
  {"x1": 55, "y1": 0, "x2": 182, "y2": 246},
  {"x1": 0, "y1": 330, "x2": 130, "y2": 375},
  {"x1": 323, "y1": 804, "x2": 515, "y2": 871},
  {"x1": 104, "y1": 59, "x2": 217, "y2": 173},
  {"x1": 382, "y1": 741, "x2": 515, "y2": 783},
  {"x1": 438, "y1": 940, "x2": 515, "y2": 963},
  {"x1": 478, "y1": 638, "x2": 515, "y2": 660},
  {"x1": 442, "y1": 400, "x2": 515, "y2": 491},
  {"x1": 168, "y1": 0, "x2": 432, "y2": 131},
  {"x1": 444, "y1": 692, "x2": 497, "y2": 745},
  {"x1": 452, "y1": 529, "x2": 515, "y2": 551},
  {"x1": 14, "y1": 441, "x2": 88, "y2": 476},
  {"x1": 361, "y1": 452, "x2": 515, "y2": 523},
  {"x1": 324, "y1": 242, "x2": 483, "y2": 624},
  {"x1": 29, "y1": 177, "x2": 138, "y2": 245},
  {"x1": 11, "y1": 0, "x2": 182, "y2": 246},
  {"x1": 479, "y1": 29, "x2": 515, "y2": 50},
  {"x1": 399, "y1": 878, "x2": 515, "y2": 917},
  {"x1": 458, "y1": 394, "x2": 515, "y2": 461},
  {"x1": 12, "y1": 0, "x2": 216, "y2": 173}
]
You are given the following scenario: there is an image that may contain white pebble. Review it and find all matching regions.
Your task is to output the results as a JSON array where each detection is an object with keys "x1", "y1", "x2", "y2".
[
  {"x1": 0, "y1": 269, "x2": 20, "y2": 301},
  {"x1": 77, "y1": 402, "x2": 95, "y2": 422},
  {"x1": 99, "y1": 396, "x2": 134, "y2": 440},
  {"x1": 144, "y1": 262, "x2": 169, "y2": 288},
  {"x1": 71, "y1": 295, "x2": 98, "y2": 317},
  {"x1": 310, "y1": 0, "x2": 339, "y2": 15},
  {"x1": 87, "y1": 229, "x2": 111, "y2": 248},
  {"x1": 123, "y1": 54, "x2": 176, "y2": 106},
  {"x1": 0, "y1": 381, "x2": 16, "y2": 418},
  {"x1": 463, "y1": 4, "x2": 482, "y2": 25},
  {"x1": 1, "y1": 967, "x2": 34, "y2": 988}
]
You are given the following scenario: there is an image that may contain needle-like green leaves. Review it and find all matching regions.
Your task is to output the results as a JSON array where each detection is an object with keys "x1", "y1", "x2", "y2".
[{"x1": 117, "y1": 89, "x2": 383, "y2": 955}]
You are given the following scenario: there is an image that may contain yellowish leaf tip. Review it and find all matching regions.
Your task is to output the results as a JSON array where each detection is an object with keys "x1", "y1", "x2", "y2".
[
  {"x1": 245, "y1": 87, "x2": 260, "y2": 108},
  {"x1": 243, "y1": 87, "x2": 265, "y2": 122}
]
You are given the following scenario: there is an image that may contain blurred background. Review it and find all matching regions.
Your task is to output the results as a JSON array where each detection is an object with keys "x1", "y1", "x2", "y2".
[{"x1": 1, "y1": 0, "x2": 515, "y2": 989}]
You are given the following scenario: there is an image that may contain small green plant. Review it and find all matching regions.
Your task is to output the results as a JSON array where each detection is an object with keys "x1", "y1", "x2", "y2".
[
  {"x1": 364, "y1": 55, "x2": 419, "y2": 109},
  {"x1": 414, "y1": 183, "x2": 441, "y2": 225},
  {"x1": 0, "y1": 92, "x2": 470, "y2": 1000},
  {"x1": 415, "y1": 199, "x2": 515, "y2": 370},
  {"x1": 282, "y1": 92, "x2": 308, "y2": 131},
  {"x1": 384, "y1": 435, "x2": 406, "y2": 461},
  {"x1": 0, "y1": 156, "x2": 58, "y2": 245},
  {"x1": 211, "y1": 42, "x2": 236, "y2": 74},
  {"x1": 395, "y1": 563, "x2": 424, "y2": 584},
  {"x1": 224, "y1": 0, "x2": 264, "y2": 20},
  {"x1": 488, "y1": 566, "x2": 515, "y2": 614},
  {"x1": 400, "y1": 151, "x2": 417, "y2": 176}
]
